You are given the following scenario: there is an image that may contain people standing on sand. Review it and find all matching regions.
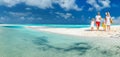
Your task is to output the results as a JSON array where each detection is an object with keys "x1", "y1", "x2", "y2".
[
  {"x1": 95, "y1": 12, "x2": 102, "y2": 30},
  {"x1": 90, "y1": 18, "x2": 95, "y2": 31},
  {"x1": 105, "y1": 12, "x2": 112, "y2": 31}
]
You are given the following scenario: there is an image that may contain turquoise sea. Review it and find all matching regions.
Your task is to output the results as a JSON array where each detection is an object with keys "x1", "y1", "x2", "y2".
[{"x1": 0, "y1": 24, "x2": 120, "y2": 57}]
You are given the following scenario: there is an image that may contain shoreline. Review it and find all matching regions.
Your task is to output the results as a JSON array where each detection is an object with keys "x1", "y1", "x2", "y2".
[{"x1": 26, "y1": 26, "x2": 120, "y2": 38}]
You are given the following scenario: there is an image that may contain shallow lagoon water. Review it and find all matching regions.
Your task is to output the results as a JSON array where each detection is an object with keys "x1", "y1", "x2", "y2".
[{"x1": 0, "y1": 26, "x2": 120, "y2": 57}]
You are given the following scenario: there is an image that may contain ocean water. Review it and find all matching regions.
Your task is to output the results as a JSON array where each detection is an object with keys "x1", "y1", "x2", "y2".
[
  {"x1": 0, "y1": 25, "x2": 120, "y2": 57},
  {"x1": 28, "y1": 24, "x2": 90, "y2": 28}
]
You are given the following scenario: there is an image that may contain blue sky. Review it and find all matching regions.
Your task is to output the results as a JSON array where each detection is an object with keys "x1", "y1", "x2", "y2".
[{"x1": 0, "y1": 0, "x2": 120, "y2": 24}]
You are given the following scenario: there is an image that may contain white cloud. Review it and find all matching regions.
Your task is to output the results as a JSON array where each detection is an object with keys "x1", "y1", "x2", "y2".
[
  {"x1": 0, "y1": 16, "x2": 5, "y2": 20},
  {"x1": 88, "y1": 7, "x2": 94, "y2": 11},
  {"x1": 25, "y1": 7, "x2": 31, "y2": 10},
  {"x1": 56, "y1": 0, "x2": 82, "y2": 11},
  {"x1": 112, "y1": 4, "x2": 119, "y2": 8},
  {"x1": 0, "y1": 0, "x2": 22, "y2": 7},
  {"x1": 64, "y1": 13, "x2": 72, "y2": 19},
  {"x1": 7, "y1": 11, "x2": 31, "y2": 17},
  {"x1": 0, "y1": 0, "x2": 82, "y2": 11},
  {"x1": 20, "y1": 16, "x2": 25, "y2": 20},
  {"x1": 0, "y1": 11, "x2": 43, "y2": 23},
  {"x1": 0, "y1": 16, "x2": 9, "y2": 23},
  {"x1": 112, "y1": 16, "x2": 120, "y2": 24},
  {"x1": 99, "y1": 0, "x2": 110, "y2": 8},
  {"x1": 25, "y1": 0, "x2": 53, "y2": 9},
  {"x1": 87, "y1": 0, "x2": 111, "y2": 11},
  {"x1": 55, "y1": 12, "x2": 73, "y2": 19}
]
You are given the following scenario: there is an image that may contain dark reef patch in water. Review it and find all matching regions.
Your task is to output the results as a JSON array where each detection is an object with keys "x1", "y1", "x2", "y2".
[
  {"x1": 32, "y1": 36, "x2": 49, "y2": 45},
  {"x1": 65, "y1": 43, "x2": 91, "y2": 51},
  {"x1": 91, "y1": 46, "x2": 120, "y2": 56},
  {"x1": 3, "y1": 26, "x2": 23, "y2": 28},
  {"x1": 32, "y1": 37, "x2": 92, "y2": 55},
  {"x1": 64, "y1": 42, "x2": 91, "y2": 55}
]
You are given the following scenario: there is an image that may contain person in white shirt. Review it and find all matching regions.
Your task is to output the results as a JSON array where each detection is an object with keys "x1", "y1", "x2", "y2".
[
  {"x1": 105, "y1": 12, "x2": 112, "y2": 31},
  {"x1": 90, "y1": 18, "x2": 95, "y2": 31},
  {"x1": 95, "y1": 12, "x2": 102, "y2": 30}
]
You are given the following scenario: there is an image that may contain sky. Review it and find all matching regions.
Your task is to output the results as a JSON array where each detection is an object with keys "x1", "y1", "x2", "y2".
[{"x1": 0, "y1": 0, "x2": 120, "y2": 24}]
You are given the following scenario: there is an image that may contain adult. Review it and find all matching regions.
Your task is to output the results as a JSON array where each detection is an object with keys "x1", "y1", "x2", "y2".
[
  {"x1": 105, "y1": 12, "x2": 112, "y2": 31},
  {"x1": 95, "y1": 12, "x2": 102, "y2": 30}
]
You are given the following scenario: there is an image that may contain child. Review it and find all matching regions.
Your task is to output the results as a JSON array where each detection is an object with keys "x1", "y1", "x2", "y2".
[
  {"x1": 90, "y1": 18, "x2": 95, "y2": 31},
  {"x1": 102, "y1": 19, "x2": 106, "y2": 31}
]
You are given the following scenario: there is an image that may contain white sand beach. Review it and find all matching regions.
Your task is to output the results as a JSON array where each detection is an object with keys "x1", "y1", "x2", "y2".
[{"x1": 27, "y1": 26, "x2": 120, "y2": 38}]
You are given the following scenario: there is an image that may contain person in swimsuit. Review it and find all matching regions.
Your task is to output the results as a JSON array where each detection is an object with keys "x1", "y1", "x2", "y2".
[
  {"x1": 105, "y1": 12, "x2": 112, "y2": 31},
  {"x1": 95, "y1": 12, "x2": 102, "y2": 30}
]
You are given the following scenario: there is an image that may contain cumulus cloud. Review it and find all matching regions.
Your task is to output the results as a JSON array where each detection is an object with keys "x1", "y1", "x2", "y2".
[
  {"x1": 25, "y1": 7, "x2": 31, "y2": 10},
  {"x1": 0, "y1": 0, "x2": 22, "y2": 7},
  {"x1": 7, "y1": 11, "x2": 31, "y2": 17},
  {"x1": 99, "y1": 0, "x2": 110, "y2": 7},
  {"x1": 112, "y1": 16, "x2": 120, "y2": 24},
  {"x1": 55, "y1": 12, "x2": 73, "y2": 19},
  {"x1": 0, "y1": 11, "x2": 43, "y2": 23},
  {"x1": 56, "y1": 0, "x2": 82, "y2": 11},
  {"x1": 25, "y1": 0, "x2": 53, "y2": 9},
  {"x1": 0, "y1": 0, "x2": 82, "y2": 11},
  {"x1": 0, "y1": 16, "x2": 10, "y2": 23},
  {"x1": 112, "y1": 4, "x2": 119, "y2": 8},
  {"x1": 88, "y1": 7, "x2": 94, "y2": 11},
  {"x1": 87, "y1": 0, "x2": 111, "y2": 11}
]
